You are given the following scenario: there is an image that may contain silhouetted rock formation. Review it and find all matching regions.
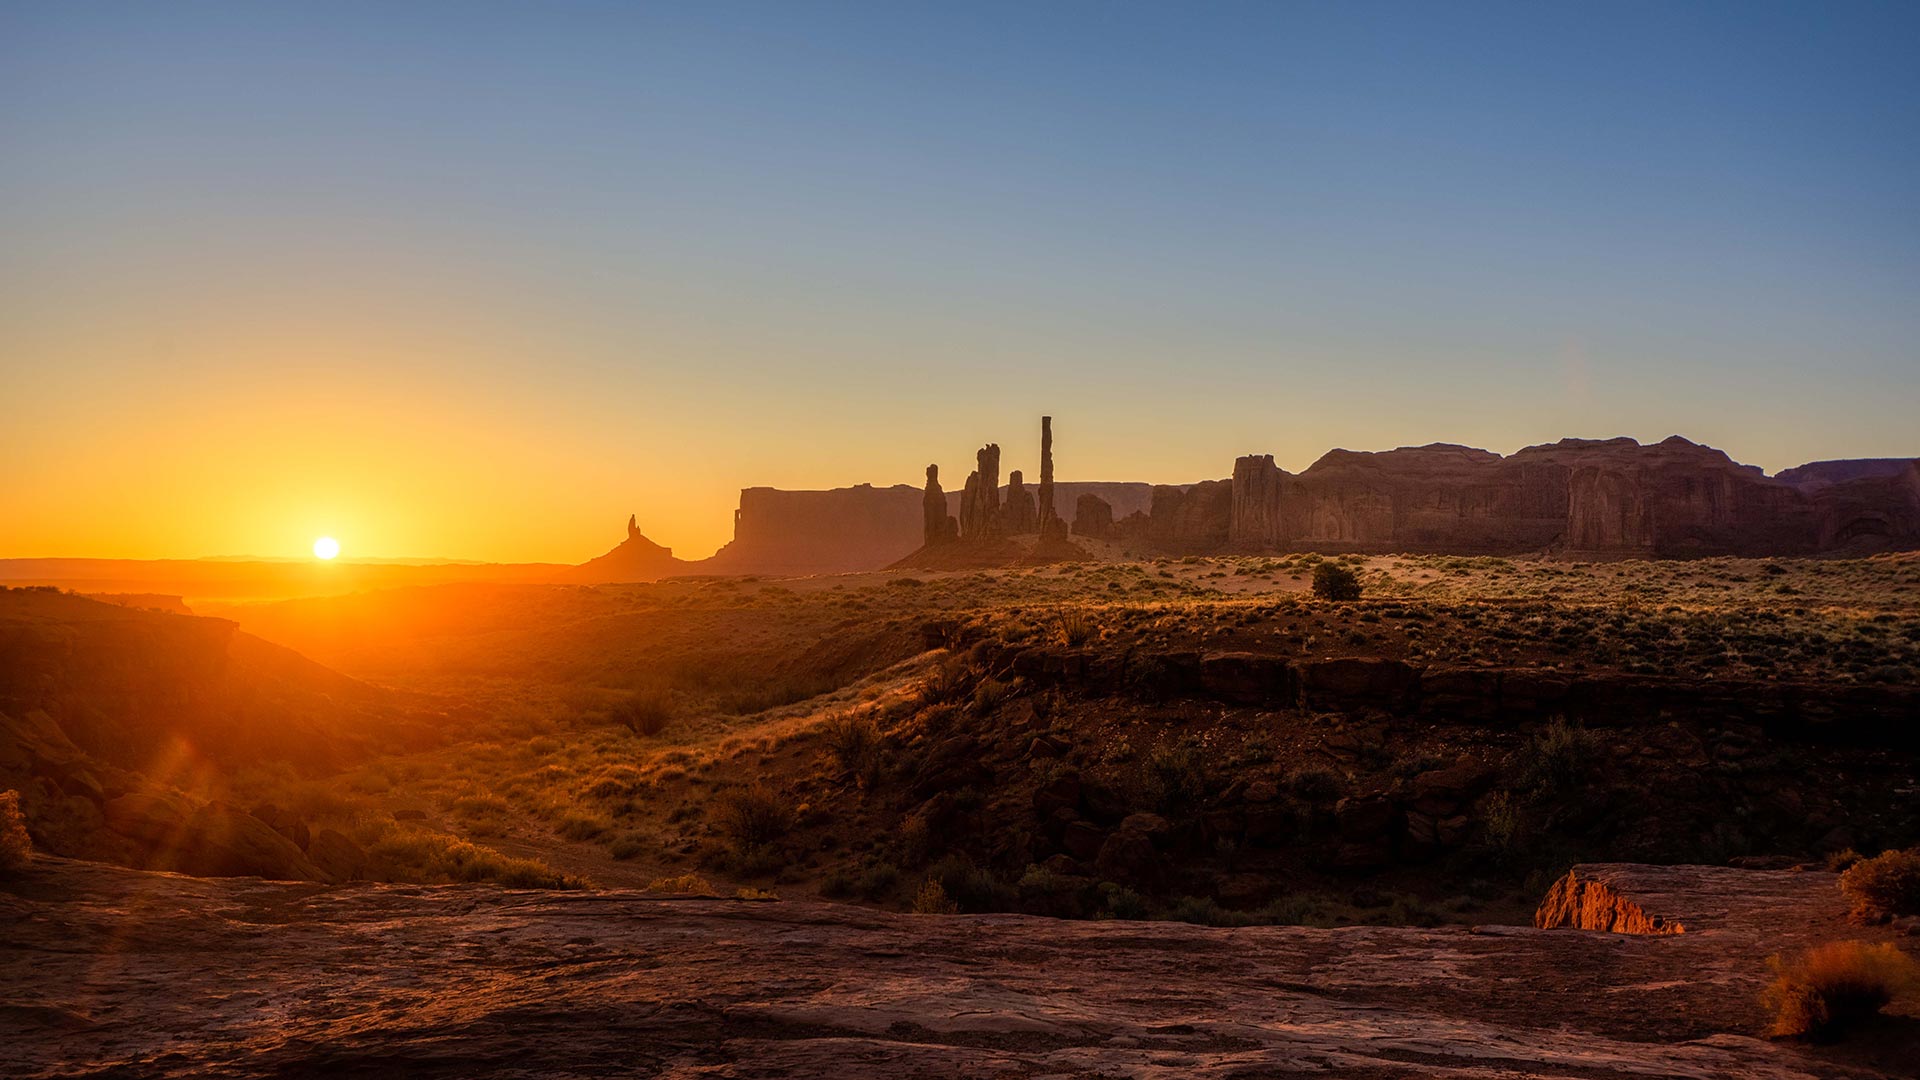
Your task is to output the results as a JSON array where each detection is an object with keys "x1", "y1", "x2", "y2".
[
  {"x1": 572, "y1": 516, "x2": 688, "y2": 582},
  {"x1": 959, "y1": 444, "x2": 1002, "y2": 541},
  {"x1": 705, "y1": 484, "x2": 925, "y2": 575},
  {"x1": 1039, "y1": 416, "x2": 1066, "y2": 542},
  {"x1": 922, "y1": 465, "x2": 959, "y2": 546},
  {"x1": 1192, "y1": 437, "x2": 1920, "y2": 557},
  {"x1": 1776, "y1": 458, "x2": 1918, "y2": 488},
  {"x1": 1229, "y1": 454, "x2": 1286, "y2": 547},
  {"x1": 1148, "y1": 479, "x2": 1233, "y2": 551},
  {"x1": 1001, "y1": 470, "x2": 1037, "y2": 534},
  {"x1": 1072, "y1": 494, "x2": 1114, "y2": 539}
]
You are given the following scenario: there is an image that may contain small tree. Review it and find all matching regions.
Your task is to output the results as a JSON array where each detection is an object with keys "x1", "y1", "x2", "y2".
[{"x1": 1312, "y1": 562, "x2": 1362, "y2": 601}]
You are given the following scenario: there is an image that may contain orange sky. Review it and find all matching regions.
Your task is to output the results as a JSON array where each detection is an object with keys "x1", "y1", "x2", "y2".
[{"x1": 5, "y1": 5, "x2": 1915, "y2": 563}]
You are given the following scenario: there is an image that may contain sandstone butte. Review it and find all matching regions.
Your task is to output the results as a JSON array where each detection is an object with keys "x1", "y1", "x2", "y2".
[
  {"x1": 3, "y1": 856, "x2": 1916, "y2": 1079},
  {"x1": 572, "y1": 428, "x2": 1919, "y2": 582}
]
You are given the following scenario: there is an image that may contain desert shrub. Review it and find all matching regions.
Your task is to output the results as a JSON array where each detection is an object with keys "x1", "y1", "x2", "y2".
[
  {"x1": 1516, "y1": 717, "x2": 1604, "y2": 794},
  {"x1": 608, "y1": 833, "x2": 647, "y2": 860},
  {"x1": 821, "y1": 711, "x2": 886, "y2": 785},
  {"x1": 555, "y1": 809, "x2": 611, "y2": 841},
  {"x1": 971, "y1": 677, "x2": 1012, "y2": 716},
  {"x1": 927, "y1": 854, "x2": 1017, "y2": 912},
  {"x1": 1099, "y1": 882, "x2": 1150, "y2": 920},
  {"x1": 712, "y1": 783, "x2": 794, "y2": 849},
  {"x1": 918, "y1": 658, "x2": 973, "y2": 707},
  {"x1": 1482, "y1": 791, "x2": 1524, "y2": 854},
  {"x1": 1763, "y1": 941, "x2": 1919, "y2": 1041},
  {"x1": 1288, "y1": 765, "x2": 1345, "y2": 802},
  {"x1": 1312, "y1": 563, "x2": 1362, "y2": 602},
  {"x1": 1839, "y1": 848, "x2": 1920, "y2": 919},
  {"x1": 1825, "y1": 848, "x2": 1865, "y2": 873},
  {"x1": 368, "y1": 830, "x2": 580, "y2": 889},
  {"x1": 610, "y1": 684, "x2": 675, "y2": 736},
  {"x1": 581, "y1": 766, "x2": 647, "y2": 801},
  {"x1": 912, "y1": 879, "x2": 959, "y2": 914},
  {"x1": 819, "y1": 868, "x2": 855, "y2": 898},
  {"x1": 854, "y1": 862, "x2": 901, "y2": 900},
  {"x1": 1138, "y1": 741, "x2": 1208, "y2": 815},
  {"x1": 1258, "y1": 893, "x2": 1336, "y2": 927},
  {"x1": 1055, "y1": 611, "x2": 1096, "y2": 647},
  {"x1": 646, "y1": 873, "x2": 713, "y2": 893},
  {"x1": 735, "y1": 886, "x2": 779, "y2": 900},
  {"x1": 0, "y1": 790, "x2": 31, "y2": 876}
]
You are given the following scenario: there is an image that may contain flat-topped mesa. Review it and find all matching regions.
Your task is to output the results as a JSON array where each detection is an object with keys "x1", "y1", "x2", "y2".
[
  {"x1": 1071, "y1": 493, "x2": 1114, "y2": 539},
  {"x1": 1001, "y1": 470, "x2": 1038, "y2": 534},
  {"x1": 1151, "y1": 436, "x2": 1920, "y2": 557},
  {"x1": 958, "y1": 444, "x2": 1003, "y2": 541},
  {"x1": 922, "y1": 465, "x2": 958, "y2": 546}
]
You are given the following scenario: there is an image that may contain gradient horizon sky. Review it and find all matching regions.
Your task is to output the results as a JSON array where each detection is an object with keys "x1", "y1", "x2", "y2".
[{"x1": 4, "y1": 2, "x2": 1917, "y2": 562}]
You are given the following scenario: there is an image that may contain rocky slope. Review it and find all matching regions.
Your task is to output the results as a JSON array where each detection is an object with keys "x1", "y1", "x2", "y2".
[{"x1": 3, "y1": 857, "x2": 1913, "y2": 1078}]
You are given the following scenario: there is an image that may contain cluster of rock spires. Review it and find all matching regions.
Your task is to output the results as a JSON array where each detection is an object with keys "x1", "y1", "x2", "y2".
[
  {"x1": 922, "y1": 416, "x2": 1097, "y2": 552},
  {"x1": 580, "y1": 423, "x2": 1918, "y2": 582}
]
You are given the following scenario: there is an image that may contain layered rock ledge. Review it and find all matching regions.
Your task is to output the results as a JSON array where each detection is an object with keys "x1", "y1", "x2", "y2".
[{"x1": 3, "y1": 857, "x2": 1911, "y2": 1078}]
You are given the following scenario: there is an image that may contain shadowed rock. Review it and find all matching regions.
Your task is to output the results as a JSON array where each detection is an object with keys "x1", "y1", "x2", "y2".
[{"x1": 0, "y1": 857, "x2": 1907, "y2": 1079}]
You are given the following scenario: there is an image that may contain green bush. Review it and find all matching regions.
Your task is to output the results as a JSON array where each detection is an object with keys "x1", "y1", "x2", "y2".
[
  {"x1": 1839, "y1": 848, "x2": 1920, "y2": 919},
  {"x1": 1311, "y1": 563, "x2": 1362, "y2": 601}
]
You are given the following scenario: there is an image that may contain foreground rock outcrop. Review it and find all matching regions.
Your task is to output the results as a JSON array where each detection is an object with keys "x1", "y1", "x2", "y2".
[{"x1": 2, "y1": 857, "x2": 1910, "y2": 1078}]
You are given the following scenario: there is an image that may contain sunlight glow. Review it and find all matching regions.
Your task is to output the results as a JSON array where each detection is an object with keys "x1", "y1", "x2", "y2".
[{"x1": 313, "y1": 536, "x2": 341, "y2": 560}]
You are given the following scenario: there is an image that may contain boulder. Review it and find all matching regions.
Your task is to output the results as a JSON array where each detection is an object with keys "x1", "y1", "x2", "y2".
[
  {"x1": 103, "y1": 791, "x2": 195, "y2": 847},
  {"x1": 177, "y1": 804, "x2": 324, "y2": 881},
  {"x1": 249, "y1": 803, "x2": 311, "y2": 850},
  {"x1": 308, "y1": 828, "x2": 368, "y2": 883}
]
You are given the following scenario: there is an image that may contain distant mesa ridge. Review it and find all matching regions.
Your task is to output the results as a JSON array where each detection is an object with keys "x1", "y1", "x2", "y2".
[{"x1": 577, "y1": 426, "x2": 1917, "y2": 580}]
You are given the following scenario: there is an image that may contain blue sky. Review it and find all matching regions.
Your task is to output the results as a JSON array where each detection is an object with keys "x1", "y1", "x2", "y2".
[{"x1": 2, "y1": 2, "x2": 1917, "y2": 559}]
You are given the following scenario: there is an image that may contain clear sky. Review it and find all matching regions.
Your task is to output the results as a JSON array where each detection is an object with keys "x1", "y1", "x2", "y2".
[{"x1": 3, "y1": 2, "x2": 1916, "y2": 561}]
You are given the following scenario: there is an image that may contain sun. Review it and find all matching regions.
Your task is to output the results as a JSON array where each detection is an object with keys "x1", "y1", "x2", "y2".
[{"x1": 312, "y1": 536, "x2": 341, "y2": 560}]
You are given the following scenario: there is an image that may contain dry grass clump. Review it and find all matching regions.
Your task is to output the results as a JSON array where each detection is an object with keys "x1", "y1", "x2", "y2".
[
  {"x1": 0, "y1": 790, "x2": 32, "y2": 876},
  {"x1": 1054, "y1": 611, "x2": 1097, "y2": 647},
  {"x1": 646, "y1": 873, "x2": 713, "y2": 893},
  {"x1": 1839, "y1": 848, "x2": 1920, "y2": 919},
  {"x1": 1763, "y1": 941, "x2": 1919, "y2": 1041},
  {"x1": 367, "y1": 828, "x2": 582, "y2": 889},
  {"x1": 609, "y1": 683, "x2": 676, "y2": 736},
  {"x1": 712, "y1": 783, "x2": 794, "y2": 849}
]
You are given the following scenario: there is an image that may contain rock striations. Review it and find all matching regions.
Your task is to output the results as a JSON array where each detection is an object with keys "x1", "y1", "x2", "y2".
[{"x1": 3, "y1": 856, "x2": 1910, "y2": 1079}]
